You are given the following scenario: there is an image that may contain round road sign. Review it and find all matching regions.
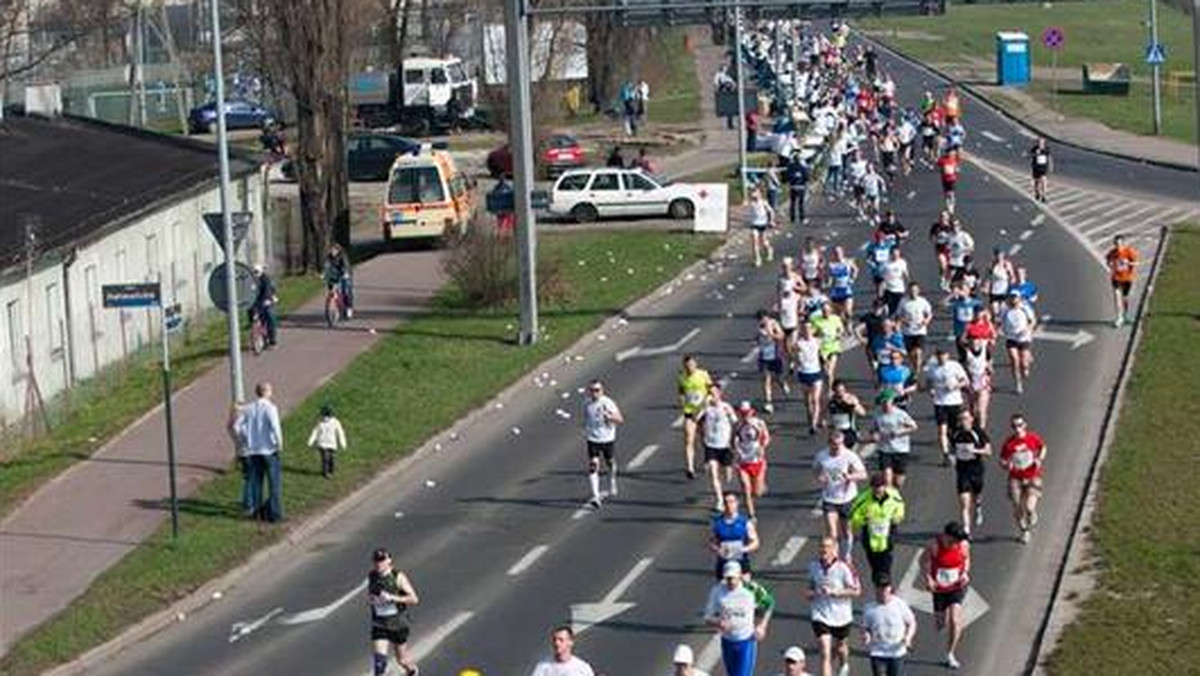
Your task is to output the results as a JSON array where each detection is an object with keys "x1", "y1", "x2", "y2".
[
  {"x1": 207, "y1": 262, "x2": 257, "y2": 313},
  {"x1": 1042, "y1": 26, "x2": 1065, "y2": 50}
]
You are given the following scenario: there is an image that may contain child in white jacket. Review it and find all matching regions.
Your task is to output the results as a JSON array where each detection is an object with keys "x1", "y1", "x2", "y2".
[{"x1": 307, "y1": 404, "x2": 347, "y2": 478}]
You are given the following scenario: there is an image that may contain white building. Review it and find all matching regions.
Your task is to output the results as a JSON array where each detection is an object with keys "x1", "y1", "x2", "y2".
[{"x1": 0, "y1": 111, "x2": 266, "y2": 427}]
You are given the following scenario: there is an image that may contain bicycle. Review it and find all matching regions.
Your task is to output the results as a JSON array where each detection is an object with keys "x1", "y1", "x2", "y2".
[
  {"x1": 249, "y1": 309, "x2": 268, "y2": 355},
  {"x1": 324, "y1": 283, "x2": 345, "y2": 328}
]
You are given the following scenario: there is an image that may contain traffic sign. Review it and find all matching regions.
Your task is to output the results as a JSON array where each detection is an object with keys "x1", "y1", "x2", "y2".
[
  {"x1": 164, "y1": 303, "x2": 184, "y2": 333},
  {"x1": 202, "y1": 212, "x2": 253, "y2": 253},
  {"x1": 1042, "y1": 26, "x2": 1065, "y2": 50},
  {"x1": 207, "y1": 262, "x2": 257, "y2": 313},
  {"x1": 1145, "y1": 42, "x2": 1166, "y2": 65},
  {"x1": 102, "y1": 282, "x2": 162, "y2": 309}
]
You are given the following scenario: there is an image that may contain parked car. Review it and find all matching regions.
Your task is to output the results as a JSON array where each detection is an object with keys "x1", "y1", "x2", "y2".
[
  {"x1": 548, "y1": 168, "x2": 696, "y2": 223},
  {"x1": 281, "y1": 133, "x2": 421, "y2": 182},
  {"x1": 486, "y1": 134, "x2": 587, "y2": 180},
  {"x1": 188, "y1": 99, "x2": 276, "y2": 134}
]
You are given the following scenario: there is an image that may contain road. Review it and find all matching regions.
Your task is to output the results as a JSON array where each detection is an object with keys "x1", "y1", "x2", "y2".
[{"x1": 79, "y1": 37, "x2": 1180, "y2": 676}]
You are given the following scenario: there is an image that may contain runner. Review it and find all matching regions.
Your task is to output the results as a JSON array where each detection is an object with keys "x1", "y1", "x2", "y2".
[
  {"x1": 806, "y1": 536, "x2": 862, "y2": 676},
  {"x1": 876, "y1": 210, "x2": 909, "y2": 248},
  {"x1": 937, "y1": 148, "x2": 961, "y2": 213},
  {"x1": 747, "y1": 186, "x2": 777, "y2": 268},
  {"x1": 946, "y1": 217, "x2": 975, "y2": 282},
  {"x1": 925, "y1": 347, "x2": 970, "y2": 466},
  {"x1": 859, "y1": 298, "x2": 891, "y2": 370},
  {"x1": 998, "y1": 413, "x2": 1047, "y2": 544},
  {"x1": 1029, "y1": 137, "x2": 1052, "y2": 203},
  {"x1": 896, "y1": 281, "x2": 933, "y2": 375},
  {"x1": 919, "y1": 110, "x2": 940, "y2": 165},
  {"x1": 876, "y1": 348, "x2": 916, "y2": 409},
  {"x1": 849, "y1": 474, "x2": 906, "y2": 585},
  {"x1": 827, "y1": 379, "x2": 866, "y2": 449},
  {"x1": 678, "y1": 355, "x2": 715, "y2": 480},
  {"x1": 870, "y1": 389, "x2": 918, "y2": 488},
  {"x1": 928, "y1": 210, "x2": 955, "y2": 291},
  {"x1": 770, "y1": 647, "x2": 813, "y2": 676},
  {"x1": 583, "y1": 380, "x2": 624, "y2": 509},
  {"x1": 861, "y1": 164, "x2": 888, "y2": 224},
  {"x1": 704, "y1": 561, "x2": 767, "y2": 676},
  {"x1": 1011, "y1": 265, "x2": 1040, "y2": 314},
  {"x1": 963, "y1": 337, "x2": 995, "y2": 428},
  {"x1": 813, "y1": 429, "x2": 868, "y2": 559},
  {"x1": 668, "y1": 644, "x2": 711, "y2": 676},
  {"x1": 733, "y1": 401, "x2": 771, "y2": 520},
  {"x1": 947, "y1": 283, "x2": 984, "y2": 362},
  {"x1": 799, "y1": 238, "x2": 825, "y2": 290},
  {"x1": 922, "y1": 522, "x2": 972, "y2": 670},
  {"x1": 825, "y1": 246, "x2": 859, "y2": 320},
  {"x1": 793, "y1": 321, "x2": 826, "y2": 434},
  {"x1": 811, "y1": 302, "x2": 847, "y2": 383},
  {"x1": 999, "y1": 291, "x2": 1037, "y2": 394},
  {"x1": 710, "y1": 492, "x2": 761, "y2": 579},
  {"x1": 1105, "y1": 234, "x2": 1139, "y2": 327},
  {"x1": 985, "y1": 247, "x2": 1017, "y2": 316},
  {"x1": 897, "y1": 112, "x2": 917, "y2": 176},
  {"x1": 877, "y1": 247, "x2": 909, "y2": 316},
  {"x1": 367, "y1": 548, "x2": 420, "y2": 676},
  {"x1": 531, "y1": 626, "x2": 595, "y2": 676},
  {"x1": 950, "y1": 408, "x2": 991, "y2": 536},
  {"x1": 778, "y1": 258, "x2": 804, "y2": 346},
  {"x1": 755, "y1": 310, "x2": 788, "y2": 414},
  {"x1": 699, "y1": 384, "x2": 739, "y2": 511},
  {"x1": 859, "y1": 574, "x2": 917, "y2": 676},
  {"x1": 864, "y1": 230, "x2": 894, "y2": 296}
]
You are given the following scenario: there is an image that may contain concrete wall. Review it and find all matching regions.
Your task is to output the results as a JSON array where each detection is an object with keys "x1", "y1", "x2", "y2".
[{"x1": 0, "y1": 172, "x2": 266, "y2": 428}]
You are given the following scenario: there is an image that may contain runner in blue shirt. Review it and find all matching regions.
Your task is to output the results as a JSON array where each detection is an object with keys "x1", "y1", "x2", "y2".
[{"x1": 876, "y1": 349, "x2": 916, "y2": 408}]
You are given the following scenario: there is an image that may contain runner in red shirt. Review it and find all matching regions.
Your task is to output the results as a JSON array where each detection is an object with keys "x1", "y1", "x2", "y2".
[
  {"x1": 937, "y1": 149, "x2": 961, "y2": 213},
  {"x1": 922, "y1": 522, "x2": 971, "y2": 670},
  {"x1": 999, "y1": 413, "x2": 1047, "y2": 544}
]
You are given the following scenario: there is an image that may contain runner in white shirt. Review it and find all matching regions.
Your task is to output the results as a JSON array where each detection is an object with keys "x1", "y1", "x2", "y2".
[
  {"x1": 878, "y1": 247, "x2": 909, "y2": 316},
  {"x1": 704, "y1": 561, "x2": 766, "y2": 676},
  {"x1": 792, "y1": 321, "x2": 826, "y2": 434},
  {"x1": 667, "y1": 644, "x2": 712, "y2": 676},
  {"x1": 583, "y1": 380, "x2": 624, "y2": 508},
  {"x1": 755, "y1": 310, "x2": 788, "y2": 414},
  {"x1": 999, "y1": 291, "x2": 1037, "y2": 394},
  {"x1": 799, "y1": 238, "x2": 825, "y2": 288},
  {"x1": 985, "y1": 247, "x2": 1017, "y2": 316},
  {"x1": 860, "y1": 575, "x2": 917, "y2": 675},
  {"x1": 806, "y1": 537, "x2": 861, "y2": 676},
  {"x1": 923, "y1": 348, "x2": 970, "y2": 466},
  {"x1": 895, "y1": 282, "x2": 933, "y2": 375},
  {"x1": 777, "y1": 258, "x2": 804, "y2": 348},
  {"x1": 698, "y1": 385, "x2": 739, "y2": 511},
  {"x1": 530, "y1": 626, "x2": 596, "y2": 676},
  {"x1": 813, "y1": 429, "x2": 868, "y2": 559},
  {"x1": 946, "y1": 222, "x2": 975, "y2": 279}
]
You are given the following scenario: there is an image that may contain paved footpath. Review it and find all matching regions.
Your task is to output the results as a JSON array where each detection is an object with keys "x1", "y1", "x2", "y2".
[{"x1": 0, "y1": 250, "x2": 445, "y2": 654}]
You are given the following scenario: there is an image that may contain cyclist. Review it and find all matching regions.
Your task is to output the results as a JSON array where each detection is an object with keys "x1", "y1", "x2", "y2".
[
  {"x1": 367, "y1": 548, "x2": 420, "y2": 676},
  {"x1": 678, "y1": 355, "x2": 714, "y2": 480},
  {"x1": 322, "y1": 243, "x2": 354, "y2": 319},
  {"x1": 950, "y1": 408, "x2": 991, "y2": 535},
  {"x1": 249, "y1": 264, "x2": 279, "y2": 348},
  {"x1": 755, "y1": 310, "x2": 787, "y2": 414},
  {"x1": 699, "y1": 384, "x2": 739, "y2": 511},
  {"x1": 870, "y1": 389, "x2": 918, "y2": 488},
  {"x1": 849, "y1": 474, "x2": 906, "y2": 585},
  {"x1": 827, "y1": 379, "x2": 866, "y2": 449},
  {"x1": 998, "y1": 413, "x2": 1047, "y2": 544},
  {"x1": 923, "y1": 522, "x2": 971, "y2": 670},
  {"x1": 583, "y1": 380, "x2": 624, "y2": 509},
  {"x1": 733, "y1": 402, "x2": 771, "y2": 520},
  {"x1": 814, "y1": 429, "x2": 868, "y2": 560},
  {"x1": 711, "y1": 492, "x2": 760, "y2": 578},
  {"x1": 1105, "y1": 234, "x2": 1139, "y2": 327}
]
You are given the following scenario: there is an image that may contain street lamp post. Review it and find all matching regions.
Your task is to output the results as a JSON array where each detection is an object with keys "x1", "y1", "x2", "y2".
[
  {"x1": 1149, "y1": 0, "x2": 1162, "y2": 135},
  {"x1": 208, "y1": 0, "x2": 245, "y2": 402},
  {"x1": 505, "y1": 0, "x2": 539, "y2": 345},
  {"x1": 734, "y1": 6, "x2": 749, "y2": 200}
]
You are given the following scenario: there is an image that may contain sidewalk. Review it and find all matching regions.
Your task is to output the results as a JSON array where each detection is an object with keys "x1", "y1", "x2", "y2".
[{"x1": 0, "y1": 250, "x2": 445, "y2": 653}]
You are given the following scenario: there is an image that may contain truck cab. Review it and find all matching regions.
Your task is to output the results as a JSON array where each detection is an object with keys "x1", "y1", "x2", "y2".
[{"x1": 350, "y1": 56, "x2": 478, "y2": 134}]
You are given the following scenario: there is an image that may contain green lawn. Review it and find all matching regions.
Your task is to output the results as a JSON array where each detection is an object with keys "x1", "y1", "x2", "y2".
[
  {"x1": 0, "y1": 229, "x2": 722, "y2": 676},
  {"x1": 857, "y1": 0, "x2": 1198, "y2": 142},
  {"x1": 1047, "y1": 225, "x2": 1200, "y2": 675},
  {"x1": 0, "y1": 275, "x2": 324, "y2": 518},
  {"x1": 647, "y1": 29, "x2": 703, "y2": 126}
]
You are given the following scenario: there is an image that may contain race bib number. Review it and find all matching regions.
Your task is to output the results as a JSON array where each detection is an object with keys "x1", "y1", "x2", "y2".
[
  {"x1": 719, "y1": 541, "x2": 745, "y2": 560},
  {"x1": 831, "y1": 413, "x2": 850, "y2": 430},
  {"x1": 869, "y1": 521, "x2": 890, "y2": 538},
  {"x1": 936, "y1": 568, "x2": 962, "y2": 587},
  {"x1": 1036, "y1": 155, "x2": 1048, "y2": 165},
  {"x1": 686, "y1": 391, "x2": 704, "y2": 406},
  {"x1": 1012, "y1": 450, "x2": 1035, "y2": 470}
]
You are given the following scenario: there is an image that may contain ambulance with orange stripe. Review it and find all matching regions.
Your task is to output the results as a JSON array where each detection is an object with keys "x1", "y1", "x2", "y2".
[{"x1": 381, "y1": 145, "x2": 475, "y2": 241}]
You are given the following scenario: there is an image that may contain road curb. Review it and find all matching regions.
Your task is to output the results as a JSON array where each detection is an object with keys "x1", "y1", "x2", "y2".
[
  {"x1": 1025, "y1": 225, "x2": 1172, "y2": 674},
  {"x1": 43, "y1": 229, "x2": 735, "y2": 676},
  {"x1": 856, "y1": 30, "x2": 1199, "y2": 174}
]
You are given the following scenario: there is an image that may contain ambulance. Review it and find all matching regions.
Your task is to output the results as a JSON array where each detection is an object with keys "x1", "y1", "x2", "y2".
[{"x1": 381, "y1": 145, "x2": 475, "y2": 241}]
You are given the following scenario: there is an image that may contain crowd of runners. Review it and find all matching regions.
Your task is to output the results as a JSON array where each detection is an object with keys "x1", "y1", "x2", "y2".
[{"x1": 363, "y1": 17, "x2": 1139, "y2": 676}]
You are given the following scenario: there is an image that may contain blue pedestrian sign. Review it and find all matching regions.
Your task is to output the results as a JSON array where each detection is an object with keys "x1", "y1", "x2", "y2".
[{"x1": 1145, "y1": 43, "x2": 1166, "y2": 65}]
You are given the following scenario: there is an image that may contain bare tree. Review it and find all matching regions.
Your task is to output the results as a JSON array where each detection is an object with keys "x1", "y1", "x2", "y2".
[{"x1": 0, "y1": 0, "x2": 122, "y2": 85}]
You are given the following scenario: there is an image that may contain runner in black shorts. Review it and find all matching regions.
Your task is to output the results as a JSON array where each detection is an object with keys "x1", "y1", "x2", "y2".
[
  {"x1": 950, "y1": 409, "x2": 991, "y2": 537},
  {"x1": 368, "y1": 548, "x2": 420, "y2": 676}
]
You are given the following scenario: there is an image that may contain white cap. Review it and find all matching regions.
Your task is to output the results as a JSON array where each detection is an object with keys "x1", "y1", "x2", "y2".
[
  {"x1": 783, "y1": 646, "x2": 806, "y2": 663},
  {"x1": 672, "y1": 644, "x2": 694, "y2": 665},
  {"x1": 722, "y1": 560, "x2": 743, "y2": 578}
]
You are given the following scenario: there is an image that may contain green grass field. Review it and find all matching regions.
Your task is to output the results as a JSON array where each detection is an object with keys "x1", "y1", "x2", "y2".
[
  {"x1": 0, "y1": 275, "x2": 324, "y2": 518},
  {"x1": 858, "y1": 0, "x2": 1198, "y2": 142},
  {"x1": 0, "y1": 229, "x2": 722, "y2": 676},
  {"x1": 1046, "y1": 225, "x2": 1200, "y2": 674}
]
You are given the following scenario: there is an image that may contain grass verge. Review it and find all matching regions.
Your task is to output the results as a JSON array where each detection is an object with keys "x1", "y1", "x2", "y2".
[
  {"x1": 0, "y1": 275, "x2": 325, "y2": 518},
  {"x1": 857, "y1": 0, "x2": 1198, "y2": 143},
  {"x1": 1046, "y1": 225, "x2": 1200, "y2": 675},
  {"x1": 0, "y1": 229, "x2": 722, "y2": 676},
  {"x1": 647, "y1": 29, "x2": 703, "y2": 126}
]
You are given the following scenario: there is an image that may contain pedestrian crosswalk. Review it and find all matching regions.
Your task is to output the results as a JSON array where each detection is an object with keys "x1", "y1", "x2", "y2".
[{"x1": 970, "y1": 156, "x2": 1198, "y2": 263}]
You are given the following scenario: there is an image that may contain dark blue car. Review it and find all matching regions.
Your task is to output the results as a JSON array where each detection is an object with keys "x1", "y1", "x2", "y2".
[{"x1": 188, "y1": 99, "x2": 276, "y2": 134}]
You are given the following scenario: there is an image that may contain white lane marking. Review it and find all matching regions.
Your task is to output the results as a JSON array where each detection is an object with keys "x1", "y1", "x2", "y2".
[
  {"x1": 740, "y1": 346, "x2": 759, "y2": 363},
  {"x1": 771, "y1": 535, "x2": 808, "y2": 567},
  {"x1": 1017, "y1": 127, "x2": 1039, "y2": 140},
  {"x1": 278, "y1": 581, "x2": 367, "y2": 626},
  {"x1": 906, "y1": 190, "x2": 917, "y2": 200},
  {"x1": 696, "y1": 634, "x2": 723, "y2": 672},
  {"x1": 1030, "y1": 213, "x2": 1046, "y2": 227},
  {"x1": 229, "y1": 607, "x2": 284, "y2": 643},
  {"x1": 1075, "y1": 201, "x2": 1153, "y2": 232},
  {"x1": 1019, "y1": 229, "x2": 1034, "y2": 241},
  {"x1": 507, "y1": 545, "x2": 550, "y2": 576},
  {"x1": 1058, "y1": 196, "x2": 1123, "y2": 222},
  {"x1": 980, "y1": 130, "x2": 1006, "y2": 143},
  {"x1": 571, "y1": 557, "x2": 654, "y2": 635},
  {"x1": 409, "y1": 610, "x2": 475, "y2": 662},
  {"x1": 572, "y1": 507, "x2": 591, "y2": 520},
  {"x1": 627, "y1": 444, "x2": 661, "y2": 470},
  {"x1": 672, "y1": 415, "x2": 685, "y2": 429},
  {"x1": 1034, "y1": 328, "x2": 1096, "y2": 350},
  {"x1": 1008, "y1": 243, "x2": 1023, "y2": 257},
  {"x1": 615, "y1": 327, "x2": 702, "y2": 363},
  {"x1": 614, "y1": 346, "x2": 641, "y2": 362}
]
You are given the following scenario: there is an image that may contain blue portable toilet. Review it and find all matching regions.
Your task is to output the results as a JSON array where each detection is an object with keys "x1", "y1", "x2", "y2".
[{"x1": 995, "y1": 32, "x2": 1031, "y2": 86}]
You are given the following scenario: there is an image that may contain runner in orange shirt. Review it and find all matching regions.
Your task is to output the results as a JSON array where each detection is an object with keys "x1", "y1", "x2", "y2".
[{"x1": 1104, "y1": 234, "x2": 1139, "y2": 327}]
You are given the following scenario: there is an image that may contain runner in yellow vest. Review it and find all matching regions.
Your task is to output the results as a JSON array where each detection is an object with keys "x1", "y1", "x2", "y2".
[
  {"x1": 678, "y1": 354, "x2": 714, "y2": 480},
  {"x1": 849, "y1": 474, "x2": 906, "y2": 586}
]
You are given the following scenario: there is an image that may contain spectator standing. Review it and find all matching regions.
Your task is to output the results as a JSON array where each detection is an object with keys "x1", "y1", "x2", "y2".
[{"x1": 232, "y1": 382, "x2": 284, "y2": 522}]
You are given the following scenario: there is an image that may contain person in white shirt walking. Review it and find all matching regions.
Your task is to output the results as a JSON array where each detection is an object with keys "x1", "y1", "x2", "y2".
[
  {"x1": 860, "y1": 575, "x2": 917, "y2": 676},
  {"x1": 306, "y1": 404, "x2": 347, "y2": 478},
  {"x1": 583, "y1": 380, "x2": 624, "y2": 508},
  {"x1": 530, "y1": 626, "x2": 595, "y2": 676},
  {"x1": 807, "y1": 537, "x2": 861, "y2": 676}
]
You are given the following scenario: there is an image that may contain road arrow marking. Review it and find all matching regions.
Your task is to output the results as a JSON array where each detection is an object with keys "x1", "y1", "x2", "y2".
[
  {"x1": 570, "y1": 557, "x2": 653, "y2": 635},
  {"x1": 628, "y1": 444, "x2": 661, "y2": 470},
  {"x1": 771, "y1": 535, "x2": 807, "y2": 567},
  {"x1": 278, "y1": 581, "x2": 366, "y2": 626},
  {"x1": 1034, "y1": 328, "x2": 1096, "y2": 350},
  {"x1": 1019, "y1": 229, "x2": 1034, "y2": 241},
  {"x1": 672, "y1": 415, "x2": 685, "y2": 429},
  {"x1": 615, "y1": 327, "x2": 701, "y2": 362},
  {"x1": 507, "y1": 545, "x2": 550, "y2": 576},
  {"x1": 229, "y1": 607, "x2": 283, "y2": 643},
  {"x1": 740, "y1": 346, "x2": 759, "y2": 363},
  {"x1": 1031, "y1": 214, "x2": 1046, "y2": 227},
  {"x1": 896, "y1": 551, "x2": 990, "y2": 629},
  {"x1": 410, "y1": 610, "x2": 474, "y2": 662}
]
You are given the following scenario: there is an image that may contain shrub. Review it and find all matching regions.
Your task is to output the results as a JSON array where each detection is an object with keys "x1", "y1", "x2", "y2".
[{"x1": 442, "y1": 216, "x2": 571, "y2": 309}]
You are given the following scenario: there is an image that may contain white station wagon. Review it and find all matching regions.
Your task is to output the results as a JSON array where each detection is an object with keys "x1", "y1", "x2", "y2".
[{"x1": 548, "y1": 168, "x2": 697, "y2": 222}]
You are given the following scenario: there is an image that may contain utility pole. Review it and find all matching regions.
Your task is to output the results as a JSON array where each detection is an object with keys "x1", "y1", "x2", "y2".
[
  {"x1": 209, "y1": 0, "x2": 245, "y2": 402},
  {"x1": 505, "y1": 0, "x2": 539, "y2": 345},
  {"x1": 1149, "y1": 0, "x2": 1162, "y2": 135},
  {"x1": 1193, "y1": 0, "x2": 1200, "y2": 186},
  {"x1": 734, "y1": 6, "x2": 748, "y2": 200}
]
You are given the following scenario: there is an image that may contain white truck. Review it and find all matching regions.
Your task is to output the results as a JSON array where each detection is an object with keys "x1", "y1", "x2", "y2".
[{"x1": 349, "y1": 56, "x2": 478, "y2": 135}]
